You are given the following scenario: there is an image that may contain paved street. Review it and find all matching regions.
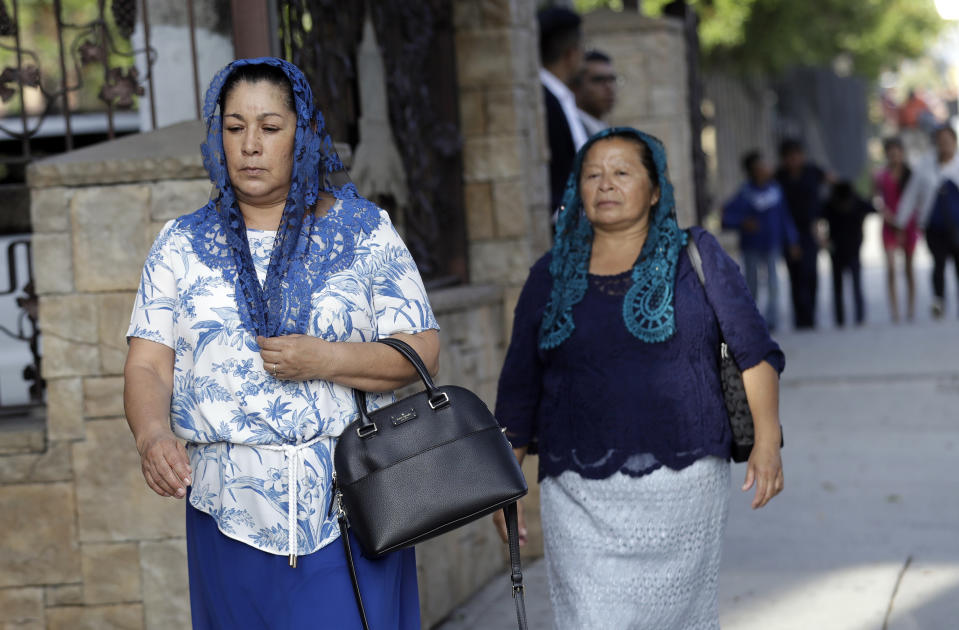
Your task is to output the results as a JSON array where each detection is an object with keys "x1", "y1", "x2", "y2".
[{"x1": 438, "y1": 218, "x2": 959, "y2": 629}]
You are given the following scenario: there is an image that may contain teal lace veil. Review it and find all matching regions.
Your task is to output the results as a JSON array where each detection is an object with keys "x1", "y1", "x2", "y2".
[{"x1": 539, "y1": 127, "x2": 688, "y2": 350}]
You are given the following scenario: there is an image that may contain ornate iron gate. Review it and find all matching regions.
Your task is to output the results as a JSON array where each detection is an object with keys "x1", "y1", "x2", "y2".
[{"x1": 280, "y1": 0, "x2": 468, "y2": 286}]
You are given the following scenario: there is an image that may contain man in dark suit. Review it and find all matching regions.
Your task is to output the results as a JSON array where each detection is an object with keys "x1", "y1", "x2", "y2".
[{"x1": 538, "y1": 7, "x2": 587, "y2": 217}]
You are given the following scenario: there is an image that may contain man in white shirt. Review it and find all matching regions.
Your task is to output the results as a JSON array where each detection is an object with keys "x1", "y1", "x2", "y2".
[
  {"x1": 573, "y1": 50, "x2": 618, "y2": 137},
  {"x1": 896, "y1": 124, "x2": 959, "y2": 317},
  {"x1": 537, "y1": 7, "x2": 587, "y2": 214}
]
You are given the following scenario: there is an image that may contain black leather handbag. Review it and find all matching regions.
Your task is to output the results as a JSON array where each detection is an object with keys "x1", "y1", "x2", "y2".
[
  {"x1": 686, "y1": 235, "x2": 783, "y2": 463},
  {"x1": 333, "y1": 337, "x2": 529, "y2": 630}
]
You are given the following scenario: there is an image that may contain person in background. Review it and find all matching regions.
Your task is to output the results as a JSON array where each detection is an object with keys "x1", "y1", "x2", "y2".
[
  {"x1": 897, "y1": 124, "x2": 959, "y2": 319},
  {"x1": 538, "y1": 6, "x2": 587, "y2": 216},
  {"x1": 898, "y1": 89, "x2": 932, "y2": 131},
  {"x1": 493, "y1": 127, "x2": 784, "y2": 629},
  {"x1": 573, "y1": 49, "x2": 617, "y2": 136},
  {"x1": 723, "y1": 150, "x2": 800, "y2": 332},
  {"x1": 776, "y1": 138, "x2": 830, "y2": 330},
  {"x1": 824, "y1": 181, "x2": 873, "y2": 327},
  {"x1": 873, "y1": 137, "x2": 917, "y2": 323}
]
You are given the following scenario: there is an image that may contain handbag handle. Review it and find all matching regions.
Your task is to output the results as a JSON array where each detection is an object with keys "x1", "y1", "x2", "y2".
[{"x1": 352, "y1": 337, "x2": 448, "y2": 437}]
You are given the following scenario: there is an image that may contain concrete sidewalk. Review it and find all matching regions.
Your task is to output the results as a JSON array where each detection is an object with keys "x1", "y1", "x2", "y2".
[{"x1": 437, "y1": 254, "x2": 959, "y2": 629}]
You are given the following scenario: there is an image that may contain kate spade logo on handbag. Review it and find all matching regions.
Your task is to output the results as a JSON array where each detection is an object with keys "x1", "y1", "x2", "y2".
[{"x1": 390, "y1": 409, "x2": 418, "y2": 426}]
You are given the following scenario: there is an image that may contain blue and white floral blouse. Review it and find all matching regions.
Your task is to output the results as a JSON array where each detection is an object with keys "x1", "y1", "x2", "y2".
[{"x1": 128, "y1": 203, "x2": 439, "y2": 556}]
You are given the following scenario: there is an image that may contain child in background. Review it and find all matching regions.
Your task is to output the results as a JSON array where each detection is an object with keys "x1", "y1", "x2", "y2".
[
  {"x1": 824, "y1": 181, "x2": 873, "y2": 327},
  {"x1": 723, "y1": 151, "x2": 800, "y2": 331}
]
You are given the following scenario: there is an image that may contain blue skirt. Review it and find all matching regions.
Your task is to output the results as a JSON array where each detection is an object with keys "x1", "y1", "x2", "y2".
[{"x1": 186, "y1": 504, "x2": 421, "y2": 629}]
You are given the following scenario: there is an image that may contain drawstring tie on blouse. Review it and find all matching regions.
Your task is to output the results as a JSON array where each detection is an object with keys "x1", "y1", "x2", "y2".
[{"x1": 260, "y1": 435, "x2": 324, "y2": 567}]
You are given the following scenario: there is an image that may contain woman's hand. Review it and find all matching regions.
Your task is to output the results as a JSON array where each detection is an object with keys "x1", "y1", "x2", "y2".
[
  {"x1": 742, "y1": 438, "x2": 783, "y2": 509},
  {"x1": 257, "y1": 334, "x2": 330, "y2": 382},
  {"x1": 740, "y1": 360, "x2": 785, "y2": 509},
  {"x1": 492, "y1": 500, "x2": 528, "y2": 547},
  {"x1": 125, "y1": 337, "x2": 186, "y2": 499},
  {"x1": 137, "y1": 428, "x2": 192, "y2": 499},
  {"x1": 492, "y1": 446, "x2": 529, "y2": 544},
  {"x1": 257, "y1": 330, "x2": 439, "y2": 391}
]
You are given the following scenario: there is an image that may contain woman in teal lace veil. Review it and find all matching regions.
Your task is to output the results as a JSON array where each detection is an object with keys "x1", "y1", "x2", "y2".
[
  {"x1": 540, "y1": 127, "x2": 687, "y2": 348},
  {"x1": 494, "y1": 127, "x2": 786, "y2": 629}
]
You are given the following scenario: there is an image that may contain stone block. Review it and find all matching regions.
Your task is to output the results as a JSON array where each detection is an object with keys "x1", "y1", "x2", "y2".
[
  {"x1": 31, "y1": 186, "x2": 72, "y2": 233},
  {"x1": 41, "y1": 334, "x2": 99, "y2": 379},
  {"x1": 71, "y1": 185, "x2": 151, "y2": 292},
  {"x1": 465, "y1": 182, "x2": 494, "y2": 240},
  {"x1": 508, "y1": 26, "x2": 534, "y2": 84},
  {"x1": 0, "y1": 440, "x2": 73, "y2": 484},
  {"x1": 46, "y1": 604, "x2": 143, "y2": 630},
  {"x1": 485, "y1": 88, "x2": 521, "y2": 133},
  {"x1": 98, "y1": 292, "x2": 135, "y2": 375},
  {"x1": 452, "y1": 0, "x2": 480, "y2": 29},
  {"x1": 0, "y1": 420, "x2": 45, "y2": 456},
  {"x1": 650, "y1": 85, "x2": 683, "y2": 117},
  {"x1": 83, "y1": 377, "x2": 125, "y2": 418},
  {"x1": 0, "y1": 587, "x2": 44, "y2": 630},
  {"x1": 478, "y1": 0, "x2": 512, "y2": 27},
  {"x1": 44, "y1": 583, "x2": 83, "y2": 606},
  {"x1": 150, "y1": 179, "x2": 211, "y2": 221},
  {"x1": 47, "y1": 377, "x2": 84, "y2": 441},
  {"x1": 491, "y1": 178, "x2": 529, "y2": 238},
  {"x1": 39, "y1": 294, "x2": 98, "y2": 342},
  {"x1": 512, "y1": 86, "x2": 538, "y2": 146},
  {"x1": 469, "y1": 238, "x2": 532, "y2": 285},
  {"x1": 141, "y1": 539, "x2": 190, "y2": 630},
  {"x1": 74, "y1": 419, "x2": 185, "y2": 543},
  {"x1": 0, "y1": 483, "x2": 81, "y2": 587},
  {"x1": 463, "y1": 136, "x2": 522, "y2": 182},
  {"x1": 458, "y1": 89, "x2": 486, "y2": 137},
  {"x1": 31, "y1": 233, "x2": 73, "y2": 295},
  {"x1": 455, "y1": 30, "x2": 513, "y2": 88},
  {"x1": 81, "y1": 542, "x2": 141, "y2": 604},
  {"x1": 511, "y1": 0, "x2": 535, "y2": 28}
]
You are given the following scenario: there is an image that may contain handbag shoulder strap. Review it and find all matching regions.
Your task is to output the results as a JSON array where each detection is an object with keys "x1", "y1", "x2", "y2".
[
  {"x1": 337, "y1": 502, "x2": 528, "y2": 630},
  {"x1": 685, "y1": 230, "x2": 730, "y2": 350},
  {"x1": 685, "y1": 230, "x2": 706, "y2": 287},
  {"x1": 505, "y1": 502, "x2": 529, "y2": 629}
]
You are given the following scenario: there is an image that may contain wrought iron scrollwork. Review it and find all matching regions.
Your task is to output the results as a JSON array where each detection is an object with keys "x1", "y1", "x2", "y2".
[
  {"x1": 280, "y1": 0, "x2": 468, "y2": 285},
  {"x1": 0, "y1": 0, "x2": 150, "y2": 153},
  {"x1": 0, "y1": 1, "x2": 15, "y2": 37},
  {"x1": 0, "y1": 239, "x2": 42, "y2": 404}
]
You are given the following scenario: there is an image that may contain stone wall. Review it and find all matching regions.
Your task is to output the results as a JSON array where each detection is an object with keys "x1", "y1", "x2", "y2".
[{"x1": 582, "y1": 9, "x2": 696, "y2": 228}]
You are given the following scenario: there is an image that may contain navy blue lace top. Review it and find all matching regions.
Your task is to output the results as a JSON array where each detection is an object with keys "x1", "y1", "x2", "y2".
[{"x1": 495, "y1": 227, "x2": 785, "y2": 481}]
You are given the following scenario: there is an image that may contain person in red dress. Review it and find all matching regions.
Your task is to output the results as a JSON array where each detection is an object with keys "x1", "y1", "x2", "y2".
[{"x1": 873, "y1": 136, "x2": 918, "y2": 322}]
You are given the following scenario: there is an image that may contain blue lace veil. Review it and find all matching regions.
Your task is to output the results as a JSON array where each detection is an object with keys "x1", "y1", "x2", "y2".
[
  {"x1": 539, "y1": 127, "x2": 688, "y2": 350},
  {"x1": 182, "y1": 57, "x2": 380, "y2": 339}
]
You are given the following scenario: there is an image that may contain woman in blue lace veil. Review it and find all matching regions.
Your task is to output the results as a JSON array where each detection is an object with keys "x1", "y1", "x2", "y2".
[
  {"x1": 493, "y1": 127, "x2": 786, "y2": 629},
  {"x1": 124, "y1": 58, "x2": 437, "y2": 629}
]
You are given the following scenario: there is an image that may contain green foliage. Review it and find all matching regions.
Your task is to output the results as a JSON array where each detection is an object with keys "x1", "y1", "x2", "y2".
[
  {"x1": 574, "y1": 0, "x2": 625, "y2": 11},
  {"x1": 578, "y1": 0, "x2": 945, "y2": 79}
]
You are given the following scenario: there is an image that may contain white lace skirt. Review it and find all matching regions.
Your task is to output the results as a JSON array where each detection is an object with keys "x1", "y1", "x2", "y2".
[{"x1": 540, "y1": 456, "x2": 730, "y2": 630}]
